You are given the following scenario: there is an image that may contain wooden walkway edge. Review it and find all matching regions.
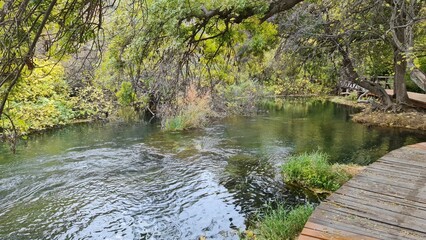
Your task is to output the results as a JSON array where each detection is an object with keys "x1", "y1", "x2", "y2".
[
  {"x1": 386, "y1": 90, "x2": 426, "y2": 108},
  {"x1": 299, "y1": 142, "x2": 426, "y2": 240}
]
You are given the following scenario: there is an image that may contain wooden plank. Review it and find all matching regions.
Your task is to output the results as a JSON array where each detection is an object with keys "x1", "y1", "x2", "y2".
[
  {"x1": 332, "y1": 186, "x2": 426, "y2": 211},
  {"x1": 378, "y1": 157, "x2": 426, "y2": 169},
  {"x1": 408, "y1": 143, "x2": 426, "y2": 151},
  {"x1": 302, "y1": 222, "x2": 377, "y2": 240},
  {"x1": 317, "y1": 202, "x2": 426, "y2": 234},
  {"x1": 330, "y1": 191, "x2": 426, "y2": 220},
  {"x1": 375, "y1": 156, "x2": 426, "y2": 171},
  {"x1": 299, "y1": 228, "x2": 328, "y2": 239},
  {"x1": 345, "y1": 172, "x2": 426, "y2": 195},
  {"x1": 343, "y1": 181, "x2": 426, "y2": 204},
  {"x1": 360, "y1": 167, "x2": 423, "y2": 183},
  {"x1": 382, "y1": 154, "x2": 426, "y2": 167},
  {"x1": 343, "y1": 177, "x2": 426, "y2": 198},
  {"x1": 300, "y1": 142, "x2": 426, "y2": 239},
  {"x1": 327, "y1": 194, "x2": 426, "y2": 224},
  {"x1": 386, "y1": 90, "x2": 426, "y2": 106},
  {"x1": 298, "y1": 234, "x2": 323, "y2": 240},
  {"x1": 381, "y1": 153, "x2": 426, "y2": 165},
  {"x1": 352, "y1": 172, "x2": 426, "y2": 191},
  {"x1": 310, "y1": 207, "x2": 426, "y2": 240},
  {"x1": 372, "y1": 160, "x2": 426, "y2": 175},
  {"x1": 308, "y1": 209, "x2": 413, "y2": 240}
]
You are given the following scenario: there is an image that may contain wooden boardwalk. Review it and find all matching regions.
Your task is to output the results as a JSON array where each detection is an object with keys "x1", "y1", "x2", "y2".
[
  {"x1": 299, "y1": 142, "x2": 426, "y2": 240},
  {"x1": 386, "y1": 89, "x2": 426, "y2": 108}
]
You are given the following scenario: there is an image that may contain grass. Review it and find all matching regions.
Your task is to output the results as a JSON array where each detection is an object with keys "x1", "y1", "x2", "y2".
[
  {"x1": 244, "y1": 205, "x2": 314, "y2": 240},
  {"x1": 162, "y1": 85, "x2": 215, "y2": 131},
  {"x1": 242, "y1": 152, "x2": 363, "y2": 240},
  {"x1": 281, "y1": 152, "x2": 355, "y2": 192}
]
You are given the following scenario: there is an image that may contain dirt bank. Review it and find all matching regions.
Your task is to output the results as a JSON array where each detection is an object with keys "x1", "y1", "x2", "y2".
[{"x1": 330, "y1": 96, "x2": 426, "y2": 131}]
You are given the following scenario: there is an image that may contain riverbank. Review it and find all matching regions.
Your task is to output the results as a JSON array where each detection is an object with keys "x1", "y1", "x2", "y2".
[
  {"x1": 242, "y1": 152, "x2": 365, "y2": 240},
  {"x1": 330, "y1": 96, "x2": 426, "y2": 131}
]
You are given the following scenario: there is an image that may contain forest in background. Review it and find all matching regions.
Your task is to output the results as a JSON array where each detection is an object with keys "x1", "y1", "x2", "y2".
[{"x1": 0, "y1": 0, "x2": 425, "y2": 143}]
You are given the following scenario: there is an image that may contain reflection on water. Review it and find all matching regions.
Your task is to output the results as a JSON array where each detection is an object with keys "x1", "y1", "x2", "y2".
[{"x1": 0, "y1": 100, "x2": 425, "y2": 239}]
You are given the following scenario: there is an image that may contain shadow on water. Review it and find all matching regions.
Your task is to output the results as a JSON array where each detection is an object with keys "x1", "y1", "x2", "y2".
[{"x1": 0, "y1": 99, "x2": 425, "y2": 239}]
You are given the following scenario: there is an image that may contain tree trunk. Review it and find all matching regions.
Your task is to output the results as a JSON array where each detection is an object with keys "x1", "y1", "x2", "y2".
[
  {"x1": 392, "y1": 47, "x2": 410, "y2": 105},
  {"x1": 388, "y1": 0, "x2": 411, "y2": 105},
  {"x1": 339, "y1": 45, "x2": 393, "y2": 107}
]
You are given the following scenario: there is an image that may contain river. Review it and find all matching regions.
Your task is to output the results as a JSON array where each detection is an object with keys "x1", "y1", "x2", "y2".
[{"x1": 1, "y1": 100, "x2": 425, "y2": 239}]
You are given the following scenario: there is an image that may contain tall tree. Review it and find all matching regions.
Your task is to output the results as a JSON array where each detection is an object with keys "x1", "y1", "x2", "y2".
[{"x1": 386, "y1": 0, "x2": 425, "y2": 99}]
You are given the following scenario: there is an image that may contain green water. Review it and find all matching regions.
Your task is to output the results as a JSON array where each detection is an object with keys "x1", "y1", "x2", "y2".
[{"x1": 0, "y1": 100, "x2": 425, "y2": 239}]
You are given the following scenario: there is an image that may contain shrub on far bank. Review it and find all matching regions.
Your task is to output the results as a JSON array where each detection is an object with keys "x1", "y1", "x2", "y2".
[
  {"x1": 215, "y1": 80, "x2": 271, "y2": 115},
  {"x1": 281, "y1": 152, "x2": 359, "y2": 192},
  {"x1": 2, "y1": 59, "x2": 75, "y2": 135},
  {"x1": 162, "y1": 85, "x2": 216, "y2": 131},
  {"x1": 244, "y1": 205, "x2": 314, "y2": 240}
]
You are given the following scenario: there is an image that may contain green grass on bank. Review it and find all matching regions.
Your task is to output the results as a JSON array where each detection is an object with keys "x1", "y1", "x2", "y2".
[
  {"x1": 243, "y1": 205, "x2": 314, "y2": 240},
  {"x1": 281, "y1": 152, "x2": 357, "y2": 192}
]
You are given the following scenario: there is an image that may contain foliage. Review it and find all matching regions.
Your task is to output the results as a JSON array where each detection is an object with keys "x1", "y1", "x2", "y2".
[
  {"x1": 162, "y1": 85, "x2": 216, "y2": 131},
  {"x1": 268, "y1": 77, "x2": 329, "y2": 96},
  {"x1": 347, "y1": 91, "x2": 358, "y2": 101},
  {"x1": 116, "y1": 81, "x2": 136, "y2": 107},
  {"x1": 0, "y1": 0, "x2": 105, "y2": 119},
  {"x1": 1, "y1": 59, "x2": 74, "y2": 135},
  {"x1": 215, "y1": 80, "x2": 272, "y2": 115},
  {"x1": 245, "y1": 205, "x2": 314, "y2": 240},
  {"x1": 95, "y1": 0, "x2": 285, "y2": 116},
  {"x1": 281, "y1": 152, "x2": 352, "y2": 192},
  {"x1": 417, "y1": 57, "x2": 426, "y2": 74},
  {"x1": 71, "y1": 85, "x2": 113, "y2": 119}
]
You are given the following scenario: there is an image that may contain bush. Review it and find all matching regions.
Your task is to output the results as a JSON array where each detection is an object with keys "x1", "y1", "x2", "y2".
[
  {"x1": 271, "y1": 77, "x2": 327, "y2": 96},
  {"x1": 71, "y1": 85, "x2": 113, "y2": 119},
  {"x1": 247, "y1": 205, "x2": 314, "y2": 240},
  {"x1": 2, "y1": 59, "x2": 75, "y2": 135},
  {"x1": 215, "y1": 80, "x2": 271, "y2": 115},
  {"x1": 347, "y1": 91, "x2": 358, "y2": 101},
  {"x1": 281, "y1": 152, "x2": 352, "y2": 192},
  {"x1": 162, "y1": 85, "x2": 215, "y2": 131},
  {"x1": 116, "y1": 81, "x2": 136, "y2": 106}
]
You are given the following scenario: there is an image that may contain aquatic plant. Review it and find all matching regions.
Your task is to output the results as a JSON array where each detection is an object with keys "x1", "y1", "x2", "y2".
[{"x1": 281, "y1": 152, "x2": 354, "y2": 192}]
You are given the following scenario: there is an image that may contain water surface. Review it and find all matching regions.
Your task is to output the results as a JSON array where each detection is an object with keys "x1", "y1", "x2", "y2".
[{"x1": 1, "y1": 100, "x2": 425, "y2": 239}]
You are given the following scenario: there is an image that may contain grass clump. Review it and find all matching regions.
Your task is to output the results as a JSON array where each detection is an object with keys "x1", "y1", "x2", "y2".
[
  {"x1": 245, "y1": 205, "x2": 314, "y2": 240},
  {"x1": 282, "y1": 152, "x2": 355, "y2": 192},
  {"x1": 162, "y1": 85, "x2": 215, "y2": 131}
]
